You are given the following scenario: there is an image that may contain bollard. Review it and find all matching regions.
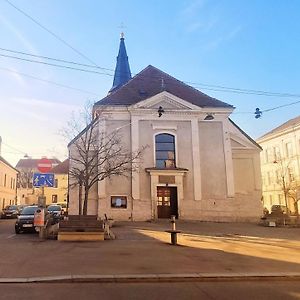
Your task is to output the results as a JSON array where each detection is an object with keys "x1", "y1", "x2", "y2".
[
  {"x1": 171, "y1": 215, "x2": 176, "y2": 231},
  {"x1": 165, "y1": 215, "x2": 181, "y2": 245}
]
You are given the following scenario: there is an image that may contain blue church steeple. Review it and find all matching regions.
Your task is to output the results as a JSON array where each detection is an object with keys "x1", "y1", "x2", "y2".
[{"x1": 109, "y1": 33, "x2": 132, "y2": 93}]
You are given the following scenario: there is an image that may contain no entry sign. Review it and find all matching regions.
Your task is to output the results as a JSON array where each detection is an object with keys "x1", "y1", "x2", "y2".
[{"x1": 37, "y1": 158, "x2": 52, "y2": 173}]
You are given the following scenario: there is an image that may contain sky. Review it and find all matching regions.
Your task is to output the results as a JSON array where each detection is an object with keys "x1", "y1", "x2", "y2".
[{"x1": 0, "y1": 0, "x2": 299, "y2": 166}]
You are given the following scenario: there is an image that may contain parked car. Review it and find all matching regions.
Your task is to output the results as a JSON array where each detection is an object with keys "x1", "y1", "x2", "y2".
[
  {"x1": 271, "y1": 205, "x2": 290, "y2": 215},
  {"x1": 15, "y1": 205, "x2": 39, "y2": 234},
  {"x1": 17, "y1": 205, "x2": 28, "y2": 214},
  {"x1": 1, "y1": 205, "x2": 19, "y2": 219},
  {"x1": 56, "y1": 202, "x2": 68, "y2": 214},
  {"x1": 47, "y1": 205, "x2": 63, "y2": 223}
]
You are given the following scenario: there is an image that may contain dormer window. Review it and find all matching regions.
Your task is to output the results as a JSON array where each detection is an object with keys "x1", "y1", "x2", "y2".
[{"x1": 155, "y1": 134, "x2": 176, "y2": 168}]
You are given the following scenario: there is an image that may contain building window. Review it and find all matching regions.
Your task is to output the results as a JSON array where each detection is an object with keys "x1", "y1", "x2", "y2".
[
  {"x1": 288, "y1": 167, "x2": 294, "y2": 182},
  {"x1": 267, "y1": 172, "x2": 272, "y2": 185},
  {"x1": 286, "y1": 142, "x2": 292, "y2": 158},
  {"x1": 273, "y1": 146, "x2": 280, "y2": 161},
  {"x1": 52, "y1": 195, "x2": 58, "y2": 203},
  {"x1": 155, "y1": 133, "x2": 176, "y2": 168},
  {"x1": 4, "y1": 174, "x2": 6, "y2": 187},
  {"x1": 54, "y1": 179, "x2": 58, "y2": 188},
  {"x1": 111, "y1": 196, "x2": 127, "y2": 209},
  {"x1": 278, "y1": 194, "x2": 283, "y2": 205},
  {"x1": 265, "y1": 149, "x2": 270, "y2": 163},
  {"x1": 275, "y1": 170, "x2": 281, "y2": 184}
]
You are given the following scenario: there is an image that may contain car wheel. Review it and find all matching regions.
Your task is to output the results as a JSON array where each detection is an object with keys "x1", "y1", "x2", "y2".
[{"x1": 15, "y1": 227, "x2": 20, "y2": 234}]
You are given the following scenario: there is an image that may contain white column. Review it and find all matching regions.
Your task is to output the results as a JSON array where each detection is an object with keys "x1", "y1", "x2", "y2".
[
  {"x1": 131, "y1": 116, "x2": 140, "y2": 200},
  {"x1": 191, "y1": 119, "x2": 202, "y2": 200},
  {"x1": 222, "y1": 120, "x2": 235, "y2": 197}
]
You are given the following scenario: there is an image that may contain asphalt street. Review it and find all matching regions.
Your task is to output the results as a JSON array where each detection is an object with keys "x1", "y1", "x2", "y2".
[
  {"x1": 1, "y1": 281, "x2": 300, "y2": 300},
  {"x1": 1, "y1": 218, "x2": 300, "y2": 299}
]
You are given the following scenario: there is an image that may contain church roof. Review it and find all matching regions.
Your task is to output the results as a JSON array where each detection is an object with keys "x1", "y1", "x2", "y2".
[
  {"x1": 96, "y1": 65, "x2": 233, "y2": 108},
  {"x1": 109, "y1": 35, "x2": 132, "y2": 92}
]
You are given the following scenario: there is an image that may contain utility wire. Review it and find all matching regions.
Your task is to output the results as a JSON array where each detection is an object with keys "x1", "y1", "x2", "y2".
[
  {"x1": 0, "y1": 53, "x2": 114, "y2": 76},
  {"x1": 3, "y1": 51, "x2": 300, "y2": 101},
  {"x1": 262, "y1": 100, "x2": 300, "y2": 112},
  {"x1": 0, "y1": 47, "x2": 113, "y2": 72},
  {"x1": 4, "y1": 0, "x2": 100, "y2": 67},
  {"x1": 2, "y1": 47, "x2": 300, "y2": 99},
  {"x1": 1, "y1": 52, "x2": 300, "y2": 115},
  {"x1": 0, "y1": 66, "x2": 101, "y2": 96}
]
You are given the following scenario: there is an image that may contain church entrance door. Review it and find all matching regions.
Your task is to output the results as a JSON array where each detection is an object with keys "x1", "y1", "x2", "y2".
[{"x1": 157, "y1": 187, "x2": 178, "y2": 219}]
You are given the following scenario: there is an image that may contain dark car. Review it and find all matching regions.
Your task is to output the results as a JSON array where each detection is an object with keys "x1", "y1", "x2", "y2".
[
  {"x1": 15, "y1": 205, "x2": 39, "y2": 234},
  {"x1": 1, "y1": 205, "x2": 19, "y2": 219},
  {"x1": 271, "y1": 205, "x2": 290, "y2": 215},
  {"x1": 47, "y1": 205, "x2": 63, "y2": 223}
]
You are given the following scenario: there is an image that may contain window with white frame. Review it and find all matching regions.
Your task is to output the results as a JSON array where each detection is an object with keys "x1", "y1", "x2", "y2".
[{"x1": 155, "y1": 133, "x2": 176, "y2": 168}]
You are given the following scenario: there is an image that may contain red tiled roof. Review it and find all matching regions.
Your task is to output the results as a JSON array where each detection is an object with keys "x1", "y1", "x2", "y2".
[
  {"x1": 95, "y1": 65, "x2": 233, "y2": 108},
  {"x1": 15, "y1": 158, "x2": 61, "y2": 170},
  {"x1": 50, "y1": 159, "x2": 69, "y2": 174}
]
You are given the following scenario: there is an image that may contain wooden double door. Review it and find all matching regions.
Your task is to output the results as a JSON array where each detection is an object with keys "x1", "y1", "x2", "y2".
[{"x1": 157, "y1": 187, "x2": 178, "y2": 219}]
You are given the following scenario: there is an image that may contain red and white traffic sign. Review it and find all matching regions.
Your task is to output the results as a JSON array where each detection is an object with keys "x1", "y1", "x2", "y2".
[{"x1": 37, "y1": 158, "x2": 52, "y2": 173}]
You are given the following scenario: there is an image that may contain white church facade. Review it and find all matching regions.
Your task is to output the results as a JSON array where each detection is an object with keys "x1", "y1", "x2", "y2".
[{"x1": 68, "y1": 36, "x2": 263, "y2": 222}]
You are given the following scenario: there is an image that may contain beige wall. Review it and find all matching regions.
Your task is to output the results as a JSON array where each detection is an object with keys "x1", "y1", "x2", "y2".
[
  {"x1": 43, "y1": 174, "x2": 68, "y2": 205},
  {"x1": 69, "y1": 93, "x2": 262, "y2": 222},
  {"x1": 257, "y1": 123, "x2": 300, "y2": 213},
  {"x1": 0, "y1": 160, "x2": 17, "y2": 208}
]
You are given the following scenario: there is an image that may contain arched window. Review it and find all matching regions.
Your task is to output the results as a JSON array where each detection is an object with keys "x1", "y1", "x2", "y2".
[{"x1": 155, "y1": 133, "x2": 176, "y2": 168}]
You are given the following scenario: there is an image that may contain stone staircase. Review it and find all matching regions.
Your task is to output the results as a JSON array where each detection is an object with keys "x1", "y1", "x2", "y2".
[{"x1": 58, "y1": 215, "x2": 104, "y2": 241}]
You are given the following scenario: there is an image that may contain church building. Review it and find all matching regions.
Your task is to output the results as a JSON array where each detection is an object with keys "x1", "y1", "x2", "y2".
[{"x1": 68, "y1": 35, "x2": 263, "y2": 222}]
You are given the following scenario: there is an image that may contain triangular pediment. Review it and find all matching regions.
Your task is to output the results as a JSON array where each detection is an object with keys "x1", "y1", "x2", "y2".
[
  {"x1": 230, "y1": 134, "x2": 256, "y2": 149},
  {"x1": 131, "y1": 91, "x2": 201, "y2": 110},
  {"x1": 231, "y1": 139, "x2": 247, "y2": 148}
]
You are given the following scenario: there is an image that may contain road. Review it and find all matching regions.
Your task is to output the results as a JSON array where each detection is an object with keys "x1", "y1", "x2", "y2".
[
  {"x1": 1, "y1": 281, "x2": 300, "y2": 300},
  {"x1": 1, "y1": 218, "x2": 300, "y2": 299}
]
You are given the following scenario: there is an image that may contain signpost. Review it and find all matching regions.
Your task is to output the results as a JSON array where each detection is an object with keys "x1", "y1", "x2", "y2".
[
  {"x1": 33, "y1": 158, "x2": 54, "y2": 239},
  {"x1": 33, "y1": 173, "x2": 55, "y2": 187}
]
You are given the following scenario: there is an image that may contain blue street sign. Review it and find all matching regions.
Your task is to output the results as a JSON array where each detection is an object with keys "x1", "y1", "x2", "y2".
[{"x1": 33, "y1": 173, "x2": 55, "y2": 187}]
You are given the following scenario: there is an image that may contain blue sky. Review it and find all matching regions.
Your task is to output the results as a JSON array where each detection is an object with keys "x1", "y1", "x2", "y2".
[{"x1": 0, "y1": 0, "x2": 299, "y2": 165}]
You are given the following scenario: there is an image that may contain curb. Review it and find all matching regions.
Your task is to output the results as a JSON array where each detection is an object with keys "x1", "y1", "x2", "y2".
[{"x1": 1, "y1": 273, "x2": 300, "y2": 283}]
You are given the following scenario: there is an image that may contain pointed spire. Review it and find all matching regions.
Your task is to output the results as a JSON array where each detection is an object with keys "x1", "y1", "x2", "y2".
[{"x1": 109, "y1": 33, "x2": 132, "y2": 93}]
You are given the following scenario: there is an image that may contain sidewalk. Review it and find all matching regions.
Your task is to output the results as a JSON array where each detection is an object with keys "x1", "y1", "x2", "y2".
[{"x1": 0, "y1": 220, "x2": 300, "y2": 282}]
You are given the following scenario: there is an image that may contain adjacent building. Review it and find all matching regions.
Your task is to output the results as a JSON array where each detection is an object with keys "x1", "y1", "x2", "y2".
[
  {"x1": 68, "y1": 35, "x2": 263, "y2": 222},
  {"x1": 43, "y1": 159, "x2": 69, "y2": 206},
  {"x1": 0, "y1": 137, "x2": 18, "y2": 208},
  {"x1": 257, "y1": 115, "x2": 300, "y2": 214},
  {"x1": 16, "y1": 157, "x2": 61, "y2": 205}
]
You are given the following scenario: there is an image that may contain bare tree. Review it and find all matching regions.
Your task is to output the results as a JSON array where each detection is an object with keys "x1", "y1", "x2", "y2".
[
  {"x1": 273, "y1": 157, "x2": 300, "y2": 215},
  {"x1": 65, "y1": 103, "x2": 145, "y2": 215},
  {"x1": 17, "y1": 167, "x2": 34, "y2": 190}
]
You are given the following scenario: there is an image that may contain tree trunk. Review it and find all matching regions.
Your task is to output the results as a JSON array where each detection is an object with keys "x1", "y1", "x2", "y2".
[
  {"x1": 83, "y1": 187, "x2": 89, "y2": 215},
  {"x1": 78, "y1": 182, "x2": 82, "y2": 215}
]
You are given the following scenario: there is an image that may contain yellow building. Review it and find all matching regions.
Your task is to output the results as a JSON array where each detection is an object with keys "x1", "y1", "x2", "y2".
[
  {"x1": 44, "y1": 159, "x2": 69, "y2": 206},
  {"x1": 257, "y1": 116, "x2": 300, "y2": 214},
  {"x1": 16, "y1": 157, "x2": 61, "y2": 205},
  {"x1": 0, "y1": 151, "x2": 18, "y2": 208}
]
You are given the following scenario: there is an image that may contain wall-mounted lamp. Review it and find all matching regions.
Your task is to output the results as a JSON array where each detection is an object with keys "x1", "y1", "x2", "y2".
[
  {"x1": 204, "y1": 113, "x2": 214, "y2": 120},
  {"x1": 158, "y1": 106, "x2": 165, "y2": 117}
]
